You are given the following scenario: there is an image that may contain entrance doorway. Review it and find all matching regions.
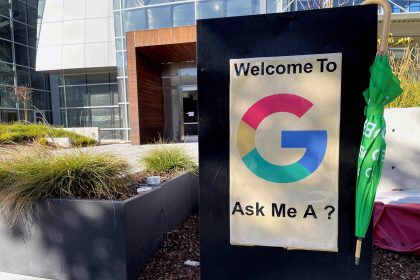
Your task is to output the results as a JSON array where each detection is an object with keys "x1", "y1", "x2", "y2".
[
  {"x1": 162, "y1": 62, "x2": 197, "y2": 143},
  {"x1": 181, "y1": 90, "x2": 198, "y2": 142}
]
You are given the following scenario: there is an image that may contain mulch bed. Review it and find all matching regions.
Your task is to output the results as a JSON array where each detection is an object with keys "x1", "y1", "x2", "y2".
[
  {"x1": 139, "y1": 214, "x2": 420, "y2": 280},
  {"x1": 373, "y1": 247, "x2": 420, "y2": 280},
  {"x1": 139, "y1": 214, "x2": 200, "y2": 280}
]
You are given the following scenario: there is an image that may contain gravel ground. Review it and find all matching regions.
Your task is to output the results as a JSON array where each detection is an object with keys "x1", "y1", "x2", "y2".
[{"x1": 139, "y1": 214, "x2": 420, "y2": 280}]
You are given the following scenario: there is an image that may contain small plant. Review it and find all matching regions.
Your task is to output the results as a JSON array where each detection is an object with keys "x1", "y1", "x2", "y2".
[
  {"x1": 8, "y1": 85, "x2": 32, "y2": 122},
  {"x1": 0, "y1": 146, "x2": 133, "y2": 224},
  {"x1": 140, "y1": 145, "x2": 197, "y2": 174}
]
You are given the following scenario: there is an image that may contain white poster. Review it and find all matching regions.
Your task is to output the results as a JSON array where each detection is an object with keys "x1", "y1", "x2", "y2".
[{"x1": 230, "y1": 53, "x2": 342, "y2": 251}]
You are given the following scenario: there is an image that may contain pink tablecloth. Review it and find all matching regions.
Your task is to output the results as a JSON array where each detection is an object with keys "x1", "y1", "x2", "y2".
[{"x1": 373, "y1": 202, "x2": 420, "y2": 255}]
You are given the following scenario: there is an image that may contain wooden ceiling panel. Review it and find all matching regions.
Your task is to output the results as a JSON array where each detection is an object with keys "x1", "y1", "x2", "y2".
[{"x1": 137, "y1": 43, "x2": 196, "y2": 63}]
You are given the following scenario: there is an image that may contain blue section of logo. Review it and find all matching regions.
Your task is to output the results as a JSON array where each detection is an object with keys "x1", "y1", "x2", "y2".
[{"x1": 281, "y1": 130, "x2": 328, "y2": 173}]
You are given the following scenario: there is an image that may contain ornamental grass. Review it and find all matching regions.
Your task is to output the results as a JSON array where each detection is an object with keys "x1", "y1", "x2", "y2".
[
  {"x1": 0, "y1": 122, "x2": 96, "y2": 147},
  {"x1": 140, "y1": 145, "x2": 197, "y2": 174},
  {"x1": 0, "y1": 145, "x2": 133, "y2": 225}
]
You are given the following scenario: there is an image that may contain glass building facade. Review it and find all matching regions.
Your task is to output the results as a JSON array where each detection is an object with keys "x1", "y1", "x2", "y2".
[
  {"x1": 1, "y1": 0, "x2": 410, "y2": 141},
  {"x1": 0, "y1": 0, "x2": 51, "y2": 123},
  {"x1": 112, "y1": 0, "x2": 419, "y2": 142},
  {"x1": 58, "y1": 71, "x2": 123, "y2": 140}
]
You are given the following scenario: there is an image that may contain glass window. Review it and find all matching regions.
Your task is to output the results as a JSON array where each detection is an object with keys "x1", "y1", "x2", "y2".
[
  {"x1": 14, "y1": 43, "x2": 29, "y2": 66},
  {"x1": 29, "y1": 47, "x2": 36, "y2": 68},
  {"x1": 2, "y1": 109, "x2": 19, "y2": 121},
  {"x1": 123, "y1": 9, "x2": 147, "y2": 32},
  {"x1": 179, "y1": 67, "x2": 197, "y2": 76},
  {"x1": 198, "y1": 0, "x2": 223, "y2": 19},
  {"x1": 36, "y1": 110, "x2": 52, "y2": 124},
  {"x1": 90, "y1": 108, "x2": 114, "y2": 128},
  {"x1": 115, "y1": 38, "x2": 123, "y2": 50},
  {"x1": 0, "y1": 16, "x2": 11, "y2": 40},
  {"x1": 148, "y1": 0, "x2": 170, "y2": 4},
  {"x1": 147, "y1": 6, "x2": 172, "y2": 29},
  {"x1": 0, "y1": 39, "x2": 13, "y2": 63},
  {"x1": 27, "y1": 0, "x2": 39, "y2": 8},
  {"x1": 12, "y1": 0, "x2": 26, "y2": 23},
  {"x1": 64, "y1": 74, "x2": 87, "y2": 85},
  {"x1": 0, "y1": 2, "x2": 11, "y2": 18},
  {"x1": 86, "y1": 73, "x2": 110, "y2": 84},
  {"x1": 119, "y1": 103, "x2": 127, "y2": 124},
  {"x1": 391, "y1": 0, "x2": 409, "y2": 11},
  {"x1": 13, "y1": 20, "x2": 27, "y2": 45},
  {"x1": 65, "y1": 85, "x2": 88, "y2": 107},
  {"x1": 111, "y1": 84, "x2": 118, "y2": 104},
  {"x1": 58, "y1": 76, "x2": 65, "y2": 86},
  {"x1": 409, "y1": 1, "x2": 420, "y2": 11},
  {"x1": 267, "y1": 0, "x2": 277, "y2": 12},
  {"x1": 66, "y1": 108, "x2": 89, "y2": 127},
  {"x1": 1, "y1": 91, "x2": 17, "y2": 108},
  {"x1": 110, "y1": 72, "x2": 117, "y2": 83},
  {"x1": 0, "y1": 85, "x2": 15, "y2": 108},
  {"x1": 27, "y1": 26, "x2": 36, "y2": 47},
  {"x1": 32, "y1": 90, "x2": 50, "y2": 110},
  {"x1": 0, "y1": 62, "x2": 15, "y2": 85},
  {"x1": 123, "y1": 52, "x2": 128, "y2": 76},
  {"x1": 16, "y1": 66, "x2": 30, "y2": 86},
  {"x1": 59, "y1": 87, "x2": 65, "y2": 107},
  {"x1": 31, "y1": 70, "x2": 46, "y2": 90},
  {"x1": 117, "y1": 78, "x2": 125, "y2": 102},
  {"x1": 226, "y1": 0, "x2": 252, "y2": 16},
  {"x1": 88, "y1": 84, "x2": 112, "y2": 106},
  {"x1": 100, "y1": 130, "x2": 121, "y2": 140},
  {"x1": 123, "y1": 0, "x2": 146, "y2": 8},
  {"x1": 114, "y1": 11, "x2": 122, "y2": 37},
  {"x1": 26, "y1": 4, "x2": 37, "y2": 27},
  {"x1": 114, "y1": 0, "x2": 121, "y2": 10},
  {"x1": 173, "y1": 3, "x2": 195, "y2": 27},
  {"x1": 116, "y1": 52, "x2": 125, "y2": 76}
]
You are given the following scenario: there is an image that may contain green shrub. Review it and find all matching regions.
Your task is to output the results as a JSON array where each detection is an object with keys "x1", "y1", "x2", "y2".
[
  {"x1": 140, "y1": 145, "x2": 197, "y2": 174},
  {"x1": 0, "y1": 123, "x2": 96, "y2": 146},
  {"x1": 0, "y1": 146, "x2": 132, "y2": 224}
]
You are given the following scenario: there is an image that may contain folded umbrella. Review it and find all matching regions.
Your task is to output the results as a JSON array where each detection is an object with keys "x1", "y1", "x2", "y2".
[{"x1": 354, "y1": 0, "x2": 403, "y2": 265}]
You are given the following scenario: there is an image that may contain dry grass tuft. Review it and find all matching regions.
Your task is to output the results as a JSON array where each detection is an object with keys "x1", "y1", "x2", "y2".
[{"x1": 388, "y1": 45, "x2": 420, "y2": 108}]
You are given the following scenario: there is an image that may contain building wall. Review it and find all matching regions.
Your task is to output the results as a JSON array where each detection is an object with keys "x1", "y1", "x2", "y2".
[
  {"x1": 36, "y1": 0, "x2": 116, "y2": 71},
  {"x1": 0, "y1": 0, "x2": 52, "y2": 123},
  {"x1": 36, "y1": 0, "x2": 129, "y2": 139}
]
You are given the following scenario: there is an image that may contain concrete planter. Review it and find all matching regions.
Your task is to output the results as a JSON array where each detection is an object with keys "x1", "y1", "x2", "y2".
[{"x1": 0, "y1": 173, "x2": 198, "y2": 280}]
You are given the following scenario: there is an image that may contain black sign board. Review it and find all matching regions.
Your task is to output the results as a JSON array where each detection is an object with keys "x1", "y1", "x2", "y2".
[{"x1": 198, "y1": 6, "x2": 376, "y2": 280}]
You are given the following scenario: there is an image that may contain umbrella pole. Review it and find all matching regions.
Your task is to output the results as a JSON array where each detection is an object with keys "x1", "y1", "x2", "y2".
[{"x1": 355, "y1": 238, "x2": 363, "y2": 265}]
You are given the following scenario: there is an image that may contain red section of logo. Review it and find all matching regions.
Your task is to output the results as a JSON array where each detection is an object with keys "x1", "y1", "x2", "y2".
[{"x1": 241, "y1": 94, "x2": 314, "y2": 130}]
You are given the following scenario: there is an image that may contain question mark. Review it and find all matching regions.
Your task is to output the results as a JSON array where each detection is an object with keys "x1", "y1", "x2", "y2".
[{"x1": 324, "y1": 205, "x2": 335, "y2": 219}]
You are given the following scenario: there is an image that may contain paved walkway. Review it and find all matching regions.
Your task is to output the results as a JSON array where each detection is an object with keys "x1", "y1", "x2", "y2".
[
  {"x1": 0, "y1": 272, "x2": 52, "y2": 280},
  {"x1": 78, "y1": 143, "x2": 198, "y2": 172}
]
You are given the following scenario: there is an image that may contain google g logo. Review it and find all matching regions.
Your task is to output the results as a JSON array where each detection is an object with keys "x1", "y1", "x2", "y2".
[{"x1": 237, "y1": 94, "x2": 327, "y2": 183}]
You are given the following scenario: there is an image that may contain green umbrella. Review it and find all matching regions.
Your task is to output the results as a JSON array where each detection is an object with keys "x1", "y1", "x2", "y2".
[{"x1": 355, "y1": 0, "x2": 403, "y2": 265}]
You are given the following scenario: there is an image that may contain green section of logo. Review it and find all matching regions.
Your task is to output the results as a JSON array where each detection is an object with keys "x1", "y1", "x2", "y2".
[{"x1": 242, "y1": 148, "x2": 312, "y2": 183}]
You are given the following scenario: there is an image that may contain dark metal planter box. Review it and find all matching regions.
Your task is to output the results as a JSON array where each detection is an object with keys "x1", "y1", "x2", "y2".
[{"x1": 0, "y1": 172, "x2": 198, "y2": 280}]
